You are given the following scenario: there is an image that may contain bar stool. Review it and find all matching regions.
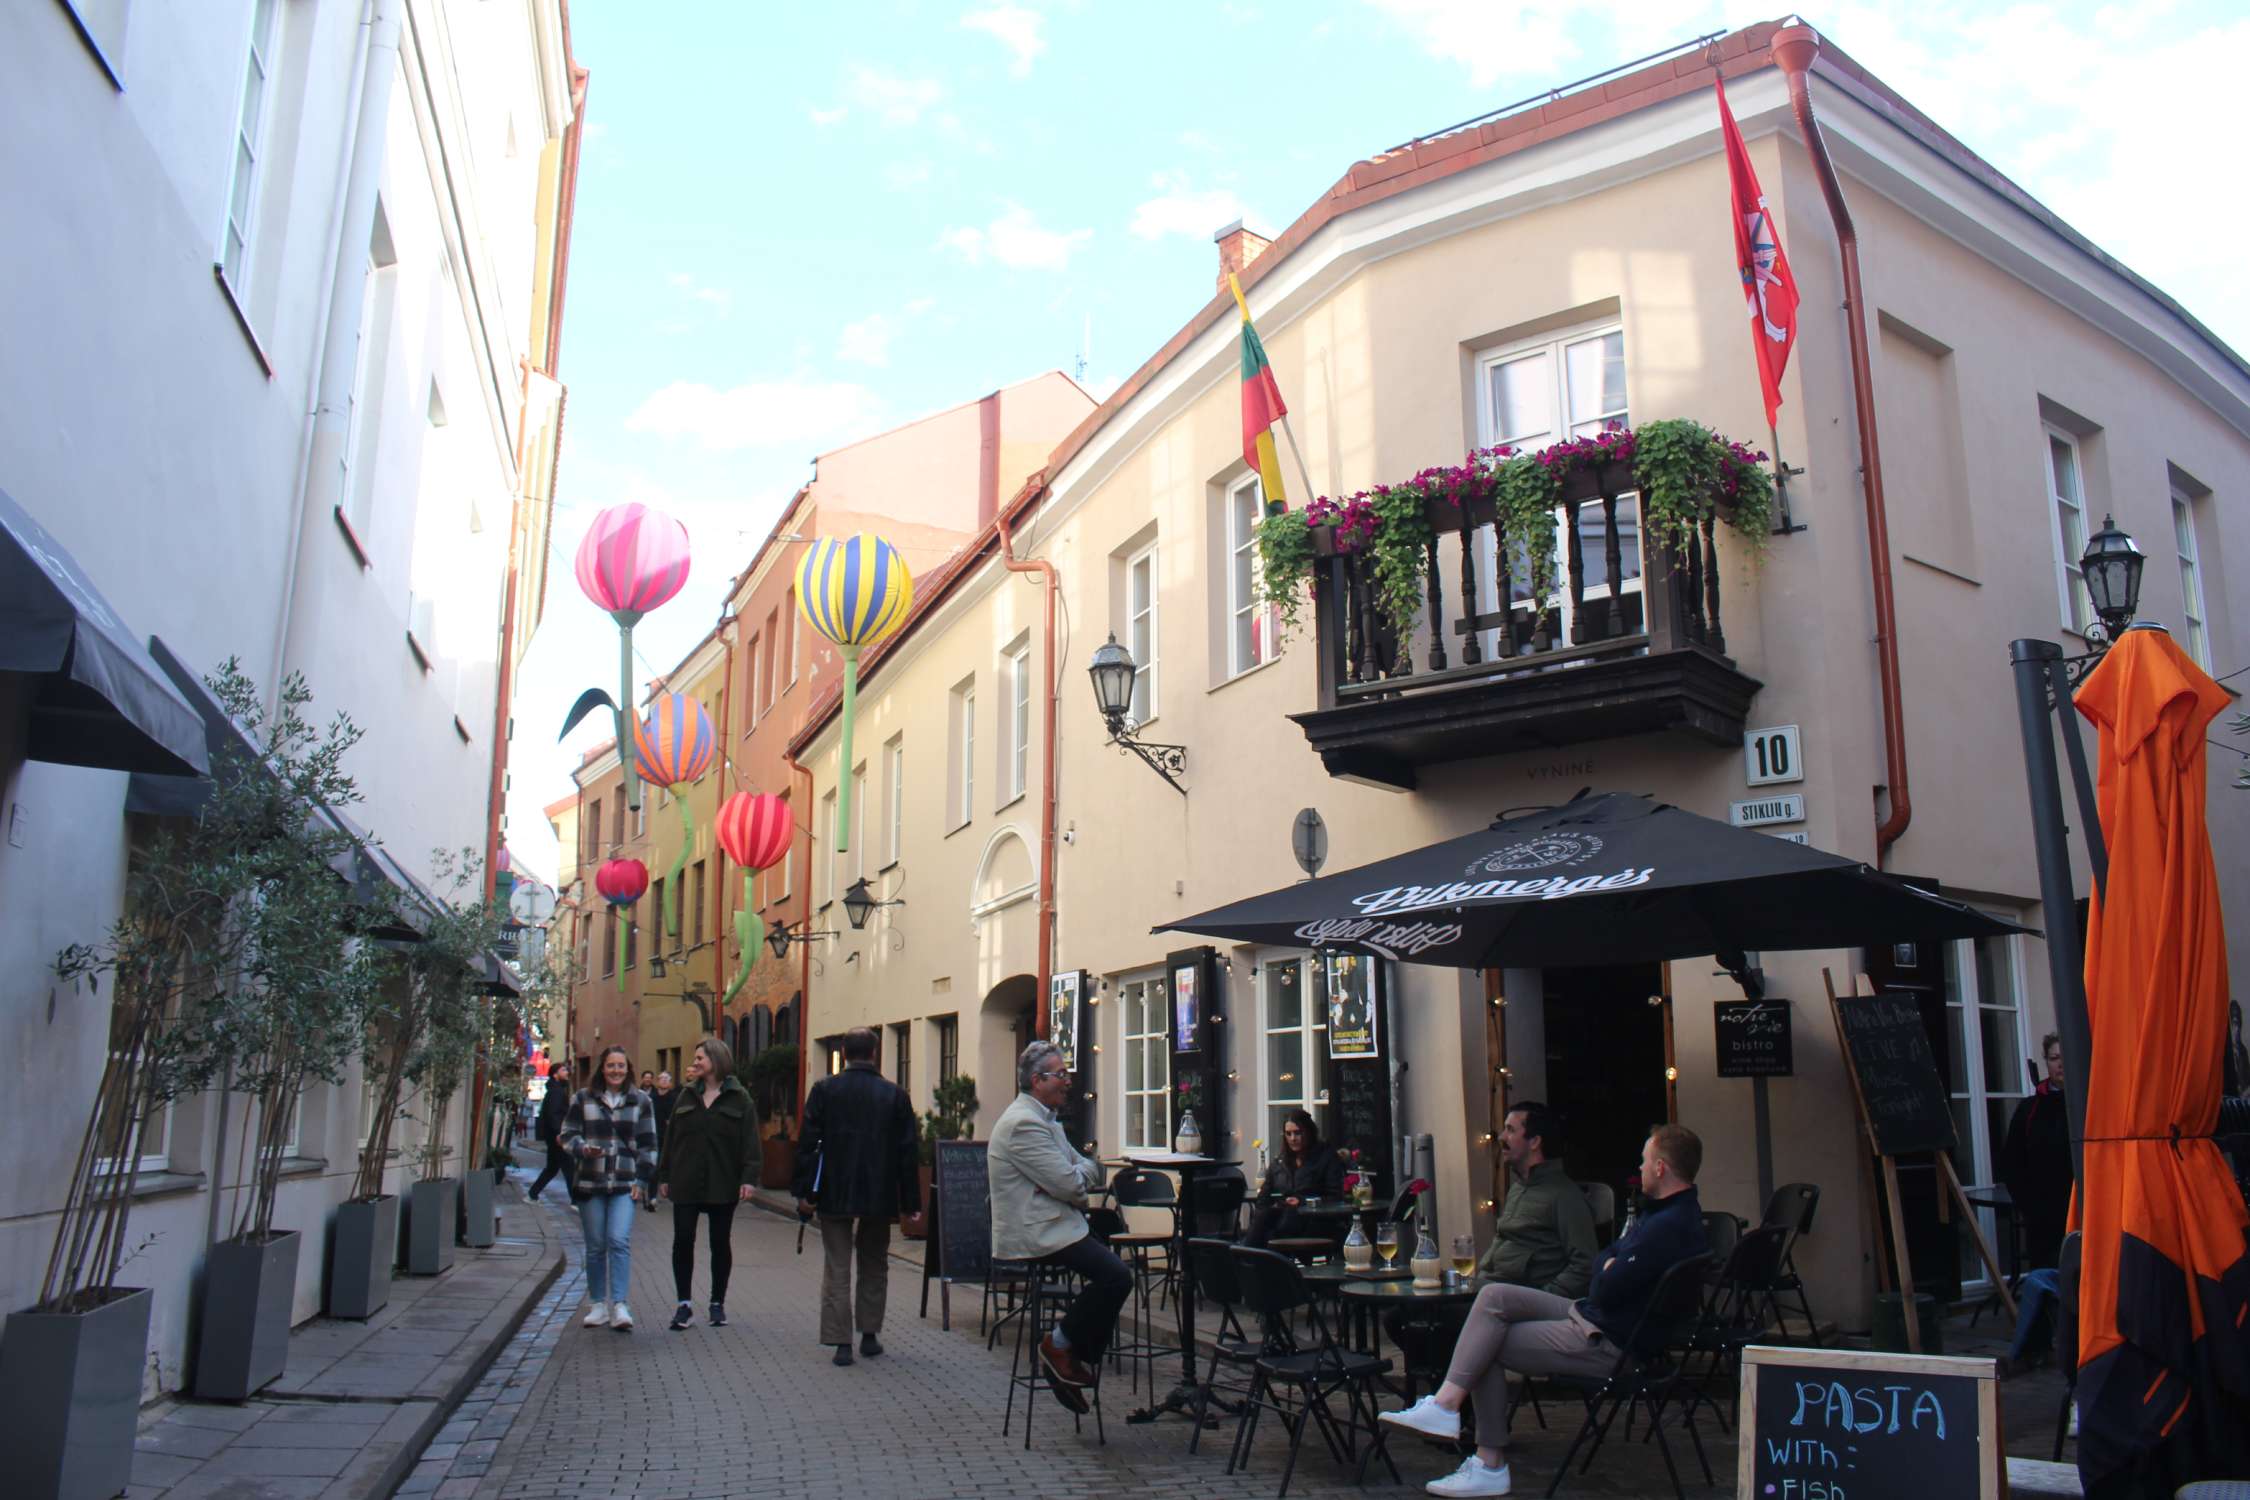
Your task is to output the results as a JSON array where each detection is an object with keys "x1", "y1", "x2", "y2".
[{"x1": 1003, "y1": 1259, "x2": 1105, "y2": 1448}]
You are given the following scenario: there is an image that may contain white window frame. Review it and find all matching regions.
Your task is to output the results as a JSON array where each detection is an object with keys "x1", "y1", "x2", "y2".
[
  {"x1": 1119, "y1": 974, "x2": 1171, "y2": 1151},
  {"x1": 1003, "y1": 640, "x2": 1031, "y2": 805},
  {"x1": 2044, "y1": 425, "x2": 2094, "y2": 635},
  {"x1": 1227, "y1": 475, "x2": 1278, "y2": 677},
  {"x1": 884, "y1": 736, "x2": 904, "y2": 866},
  {"x1": 1126, "y1": 540, "x2": 1159, "y2": 724},
  {"x1": 1946, "y1": 931, "x2": 2029, "y2": 1291},
  {"x1": 952, "y1": 683, "x2": 976, "y2": 829},
  {"x1": 1260, "y1": 953, "x2": 1331, "y2": 1147},
  {"x1": 817, "y1": 790, "x2": 837, "y2": 906},
  {"x1": 747, "y1": 634, "x2": 763, "y2": 723},
  {"x1": 1474, "y1": 323, "x2": 1639, "y2": 649},
  {"x1": 850, "y1": 764, "x2": 868, "y2": 882},
  {"x1": 2173, "y1": 482, "x2": 2210, "y2": 668},
  {"x1": 219, "y1": 0, "x2": 281, "y2": 289}
]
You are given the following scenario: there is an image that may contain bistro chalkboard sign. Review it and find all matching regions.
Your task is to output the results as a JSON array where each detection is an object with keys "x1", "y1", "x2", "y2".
[
  {"x1": 1738, "y1": 1345, "x2": 2002, "y2": 1500},
  {"x1": 931, "y1": 1138, "x2": 991, "y2": 1288},
  {"x1": 1715, "y1": 999, "x2": 1793, "y2": 1077},
  {"x1": 1833, "y1": 989, "x2": 1957, "y2": 1158}
]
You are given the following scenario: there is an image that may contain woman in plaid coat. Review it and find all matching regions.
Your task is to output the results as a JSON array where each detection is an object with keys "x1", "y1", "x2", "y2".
[{"x1": 559, "y1": 1045, "x2": 660, "y2": 1330}]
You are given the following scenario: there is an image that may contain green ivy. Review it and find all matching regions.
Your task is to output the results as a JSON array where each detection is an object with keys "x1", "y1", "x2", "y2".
[
  {"x1": 1632, "y1": 418, "x2": 1727, "y2": 553},
  {"x1": 1491, "y1": 452, "x2": 1562, "y2": 610},
  {"x1": 1255, "y1": 507, "x2": 1319, "y2": 637},
  {"x1": 1363, "y1": 482, "x2": 1435, "y2": 641}
]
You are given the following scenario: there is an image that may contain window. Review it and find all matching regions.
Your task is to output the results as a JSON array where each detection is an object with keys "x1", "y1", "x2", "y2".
[
  {"x1": 1121, "y1": 975, "x2": 1171, "y2": 1151},
  {"x1": 1227, "y1": 476, "x2": 1279, "y2": 675},
  {"x1": 1126, "y1": 541, "x2": 1159, "y2": 722},
  {"x1": 623, "y1": 902, "x2": 638, "y2": 970},
  {"x1": 2173, "y1": 482, "x2": 2210, "y2": 667},
  {"x1": 934, "y1": 1015, "x2": 960, "y2": 1083},
  {"x1": 783, "y1": 588, "x2": 798, "y2": 683},
  {"x1": 602, "y1": 908, "x2": 617, "y2": 976},
  {"x1": 1002, "y1": 641, "x2": 1031, "y2": 804},
  {"x1": 220, "y1": 0, "x2": 281, "y2": 288},
  {"x1": 850, "y1": 765, "x2": 868, "y2": 882},
  {"x1": 776, "y1": 795, "x2": 793, "y2": 899},
  {"x1": 611, "y1": 794, "x2": 624, "y2": 851},
  {"x1": 586, "y1": 799, "x2": 602, "y2": 861},
  {"x1": 948, "y1": 678, "x2": 976, "y2": 828},
  {"x1": 1478, "y1": 326, "x2": 1640, "y2": 646},
  {"x1": 1262, "y1": 956, "x2": 1332, "y2": 1147},
  {"x1": 763, "y1": 611, "x2": 779, "y2": 710},
  {"x1": 575, "y1": 913, "x2": 590, "y2": 980},
  {"x1": 651, "y1": 876, "x2": 666, "y2": 948},
  {"x1": 692, "y1": 860, "x2": 708, "y2": 948},
  {"x1": 746, "y1": 635, "x2": 762, "y2": 721},
  {"x1": 818, "y1": 789, "x2": 837, "y2": 904},
  {"x1": 635, "y1": 799, "x2": 646, "y2": 838},
  {"x1": 2045, "y1": 427, "x2": 2093, "y2": 634},
  {"x1": 1944, "y1": 933, "x2": 2028, "y2": 1289},
  {"x1": 883, "y1": 737, "x2": 904, "y2": 867},
  {"x1": 342, "y1": 205, "x2": 399, "y2": 531},
  {"x1": 892, "y1": 1022, "x2": 912, "y2": 1095}
]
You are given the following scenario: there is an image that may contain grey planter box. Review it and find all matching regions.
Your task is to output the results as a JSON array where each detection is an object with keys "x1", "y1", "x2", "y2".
[
  {"x1": 194, "y1": 1230, "x2": 300, "y2": 1401},
  {"x1": 406, "y1": 1178, "x2": 457, "y2": 1275},
  {"x1": 327, "y1": 1195, "x2": 398, "y2": 1319},
  {"x1": 1, "y1": 1285, "x2": 153, "y2": 1500},
  {"x1": 460, "y1": 1169, "x2": 496, "y2": 1248}
]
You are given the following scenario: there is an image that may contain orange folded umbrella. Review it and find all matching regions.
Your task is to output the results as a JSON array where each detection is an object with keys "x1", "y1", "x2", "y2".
[{"x1": 2074, "y1": 626, "x2": 2250, "y2": 1494}]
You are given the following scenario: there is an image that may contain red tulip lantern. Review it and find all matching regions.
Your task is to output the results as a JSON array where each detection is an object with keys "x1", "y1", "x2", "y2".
[
  {"x1": 595, "y1": 857, "x2": 649, "y2": 908},
  {"x1": 717, "y1": 792, "x2": 793, "y2": 872}
]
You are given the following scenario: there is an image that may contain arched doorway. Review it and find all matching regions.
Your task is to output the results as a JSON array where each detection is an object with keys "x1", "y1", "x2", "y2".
[{"x1": 979, "y1": 974, "x2": 1038, "y2": 1133}]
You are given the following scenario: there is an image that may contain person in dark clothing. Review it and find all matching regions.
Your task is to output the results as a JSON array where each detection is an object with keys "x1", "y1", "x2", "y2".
[
  {"x1": 792, "y1": 1028, "x2": 922, "y2": 1365},
  {"x1": 2002, "y1": 1033, "x2": 2073, "y2": 1270},
  {"x1": 1381, "y1": 1124, "x2": 1711, "y2": 1498},
  {"x1": 1245, "y1": 1109, "x2": 1348, "y2": 1246},
  {"x1": 657, "y1": 1040, "x2": 759, "y2": 1330},
  {"x1": 528, "y1": 1066, "x2": 573, "y2": 1202},
  {"x1": 645, "y1": 1071, "x2": 678, "y2": 1213}
]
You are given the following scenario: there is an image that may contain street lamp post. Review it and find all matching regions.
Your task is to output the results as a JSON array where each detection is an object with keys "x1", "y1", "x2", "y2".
[
  {"x1": 764, "y1": 917, "x2": 833, "y2": 962},
  {"x1": 2009, "y1": 514, "x2": 2146, "y2": 1189},
  {"x1": 1088, "y1": 634, "x2": 1188, "y2": 794}
]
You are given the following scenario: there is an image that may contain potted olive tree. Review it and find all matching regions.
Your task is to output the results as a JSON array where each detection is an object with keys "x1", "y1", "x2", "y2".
[
  {"x1": 908, "y1": 1075, "x2": 979, "y2": 1241},
  {"x1": 399, "y1": 859, "x2": 502, "y2": 1275}
]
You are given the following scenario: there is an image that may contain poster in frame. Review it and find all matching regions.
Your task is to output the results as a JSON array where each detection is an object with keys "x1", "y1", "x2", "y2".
[
  {"x1": 1326, "y1": 952, "x2": 1379, "y2": 1059},
  {"x1": 1172, "y1": 963, "x2": 1201, "y2": 1051},
  {"x1": 1048, "y1": 970, "x2": 1085, "y2": 1072}
]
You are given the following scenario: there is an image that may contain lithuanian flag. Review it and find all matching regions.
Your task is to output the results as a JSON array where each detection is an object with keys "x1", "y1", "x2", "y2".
[{"x1": 1227, "y1": 272, "x2": 1288, "y2": 510}]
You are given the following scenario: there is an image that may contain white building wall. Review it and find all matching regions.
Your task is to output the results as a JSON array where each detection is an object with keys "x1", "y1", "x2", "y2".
[{"x1": 0, "y1": 0, "x2": 574, "y2": 1398}]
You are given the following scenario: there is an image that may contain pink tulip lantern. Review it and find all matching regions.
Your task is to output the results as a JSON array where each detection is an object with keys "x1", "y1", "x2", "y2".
[{"x1": 573, "y1": 504, "x2": 691, "y2": 814}]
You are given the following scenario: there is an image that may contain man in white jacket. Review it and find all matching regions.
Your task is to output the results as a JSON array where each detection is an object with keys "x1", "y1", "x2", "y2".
[{"x1": 988, "y1": 1040, "x2": 1128, "y2": 1412}]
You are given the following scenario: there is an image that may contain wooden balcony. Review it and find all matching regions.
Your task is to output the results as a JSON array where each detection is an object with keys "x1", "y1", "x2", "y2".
[{"x1": 1289, "y1": 461, "x2": 1761, "y2": 791}]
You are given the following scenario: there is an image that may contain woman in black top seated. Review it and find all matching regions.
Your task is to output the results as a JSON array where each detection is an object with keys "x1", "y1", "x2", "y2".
[{"x1": 1246, "y1": 1109, "x2": 1347, "y2": 1246}]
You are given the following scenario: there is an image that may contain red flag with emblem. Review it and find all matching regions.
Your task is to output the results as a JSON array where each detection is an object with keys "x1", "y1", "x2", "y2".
[{"x1": 1716, "y1": 77, "x2": 1798, "y2": 427}]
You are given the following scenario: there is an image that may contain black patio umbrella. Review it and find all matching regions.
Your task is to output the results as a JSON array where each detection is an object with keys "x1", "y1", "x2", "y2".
[{"x1": 1157, "y1": 791, "x2": 2023, "y2": 972}]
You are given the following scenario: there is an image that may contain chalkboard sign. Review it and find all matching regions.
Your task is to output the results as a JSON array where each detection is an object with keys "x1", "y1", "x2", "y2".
[
  {"x1": 932, "y1": 1138, "x2": 991, "y2": 1287},
  {"x1": 1738, "y1": 1345, "x2": 2001, "y2": 1500},
  {"x1": 1834, "y1": 990, "x2": 1957, "y2": 1157},
  {"x1": 1715, "y1": 999, "x2": 1794, "y2": 1078}
]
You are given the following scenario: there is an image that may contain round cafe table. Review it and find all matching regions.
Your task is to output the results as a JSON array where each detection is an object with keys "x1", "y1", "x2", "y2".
[
  {"x1": 1338, "y1": 1276, "x2": 1479, "y2": 1369},
  {"x1": 1302, "y1": 1263, "x2": 1409, "y2": 1353}
]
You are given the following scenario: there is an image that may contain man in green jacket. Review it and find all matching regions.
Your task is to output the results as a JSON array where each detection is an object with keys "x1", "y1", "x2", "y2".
[{"x1": 1478, "y1": 1100, "x2": 1596, "y2": 1299}]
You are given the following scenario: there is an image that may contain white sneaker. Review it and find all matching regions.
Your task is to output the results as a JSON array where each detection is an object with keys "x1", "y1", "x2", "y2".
[
  {"x1": 1379, "y1": 1395, "x2": 1462, "y2": 1440},
  {"x1": 2068, "y1": 1404, "x2": 2079, "y2": 1438},
  {"x1": 1426, "y1": 1455, "x2": 1513, "y2": 1497},
  {"x1": 610, "y1": 1300, "x2": 635, "y2": 1330},
  {"x1": 582, "y1": 1301, "x2": 610, "y2": 1327}
]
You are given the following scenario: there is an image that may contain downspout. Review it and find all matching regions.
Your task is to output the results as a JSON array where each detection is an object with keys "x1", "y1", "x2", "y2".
[
  {"x1": 1771, "y1": 26, "x2": 1912, "y2": 861},
  {"x1": 268, "y1": 0, "x2": 400, "y2": 706},
  {"x1": 784, "y1": 751, "x2": 816, "y2": 1129},
  {"x1": 997, "y1": 507, "x2": 1058, "y2": 1029},
  {"x1": 712, "y1": 614, "x2": 736, "y2": 1001}
]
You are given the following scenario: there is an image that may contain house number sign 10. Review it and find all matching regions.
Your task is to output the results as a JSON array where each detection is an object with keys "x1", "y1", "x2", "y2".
[{"x1": 1744, "y1": 724, "x2": 1804, "y2": 787}]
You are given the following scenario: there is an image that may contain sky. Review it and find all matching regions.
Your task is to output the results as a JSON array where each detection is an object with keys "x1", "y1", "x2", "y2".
[{"x1": 505, "y1": 0, "x2": 2250, "y2": 885}]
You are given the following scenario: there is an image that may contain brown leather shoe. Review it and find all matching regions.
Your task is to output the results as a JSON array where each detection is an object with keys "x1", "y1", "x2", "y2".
[{"x1": 1038, "y1": 1333, "x2": 1092, "y2": 1413}]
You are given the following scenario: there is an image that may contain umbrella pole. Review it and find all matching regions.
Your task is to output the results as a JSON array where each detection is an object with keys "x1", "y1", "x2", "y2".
[{"x1": 2009, "y1": 639, "x2": 2094, "y2": 1188}]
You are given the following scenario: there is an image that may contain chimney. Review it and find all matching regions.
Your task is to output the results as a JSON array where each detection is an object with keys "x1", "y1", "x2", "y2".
[{"x1": 1213, "y1": 219, "x2": 1271, "y2": 295}]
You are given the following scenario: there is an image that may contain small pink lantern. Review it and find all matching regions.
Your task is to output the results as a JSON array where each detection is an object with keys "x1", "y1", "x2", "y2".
[{"x1": 575, "y1": 503, "x2": 690, "y2": 628}]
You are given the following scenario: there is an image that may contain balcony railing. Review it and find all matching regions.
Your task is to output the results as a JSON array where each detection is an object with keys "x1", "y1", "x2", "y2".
[{"x1": 1290, "y1": 460, "x2": 1761, "y2": 788}]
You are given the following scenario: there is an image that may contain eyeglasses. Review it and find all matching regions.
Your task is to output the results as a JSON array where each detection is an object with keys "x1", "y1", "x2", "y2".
[{"x1": 1034, "y1": 1070, "x2": 1069, "y2": 1081}]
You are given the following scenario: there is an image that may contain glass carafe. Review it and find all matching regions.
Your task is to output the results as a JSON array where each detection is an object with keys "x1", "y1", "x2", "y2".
[
  {"x1": 1410, "y1": 1226, "x2": 1442, "y2": 1286},
  {"x1": 1342, "y1": 1217, "x2": 1373, "y2": 1270}
]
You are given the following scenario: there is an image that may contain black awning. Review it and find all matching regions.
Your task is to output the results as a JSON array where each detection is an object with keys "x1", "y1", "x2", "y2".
[{"x1": 0, "y1": 486, "x2": 207, "y2": 777}]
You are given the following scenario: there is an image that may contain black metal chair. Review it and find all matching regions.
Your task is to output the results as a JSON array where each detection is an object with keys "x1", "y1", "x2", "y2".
[
  {"x1": 1226, "y1": 1245, "x2": 1401, "y2": 1497},
  {"x1": 1542, "y1": 1253, "x2": 1716, "y2": 1500},
  {"x1": 1680, "y1": 1225, "x2": 1790, "y2": 1433},
  {"x1": 1753, "y1": 1182, "x2": 1823, "y2": 1342},
  {"x1": 1188, "y1": 1168, "x2": 1250, "y2": 1242},
  {"x1": 1184, "y1": 1236, "x2": 1274, "y2": 1454},
  {"x1": 1001, "y1": 1259, "x2": 1105, "y2": 1448}
]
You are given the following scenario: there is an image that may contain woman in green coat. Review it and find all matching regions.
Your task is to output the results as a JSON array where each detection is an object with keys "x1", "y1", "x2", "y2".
[{"x1": 657, "y1": 1036, "x2": 760, "y2": 1331}]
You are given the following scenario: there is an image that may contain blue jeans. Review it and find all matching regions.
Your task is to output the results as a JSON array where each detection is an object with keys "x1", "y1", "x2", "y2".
[
  {"x1": 2009, "y1": 1267, "x2": 2063, "y2": 1362},
  {"x1": 579, "y1": 1191, "x2": 636, "y2": 1302}
]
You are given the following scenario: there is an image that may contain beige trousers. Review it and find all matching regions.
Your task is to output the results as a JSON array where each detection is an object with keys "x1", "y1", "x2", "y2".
[
  {"x1": 818, "y1": 1215, "x2": 893, "y2": 1345},
  {"x1": 1445, "y1": 1283, "x2": 1618, "y2": 1446}
]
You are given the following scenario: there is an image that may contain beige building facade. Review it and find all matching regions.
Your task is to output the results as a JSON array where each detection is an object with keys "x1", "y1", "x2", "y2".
[{"x1": 790, "y1": 21, "x2": 2250, "y2": 1325}]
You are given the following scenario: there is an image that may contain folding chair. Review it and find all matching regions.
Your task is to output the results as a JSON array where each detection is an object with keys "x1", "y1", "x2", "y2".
[
  {"x1": 1227, "y1": 1245, "x2": 1401, "y2": 1498},
  {"x1": 1543, "y1": 1253, "x2": 1716, "y2": 1500},
  {"x1": 1183, "y1": 1237, "x2": 1275, "y2": 1453},
  {"x1": 1753, "y1": 1182, "x2": 1823, "y2": 1343}
]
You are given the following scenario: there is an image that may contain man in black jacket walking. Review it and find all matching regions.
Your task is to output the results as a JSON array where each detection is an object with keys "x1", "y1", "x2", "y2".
[
  {"x1": 793, "y1": 1029, "x2": 922, "y2": 1365},
  {"x1": 528, "y1": 1066, "x2": 573, "y2": 1202}
]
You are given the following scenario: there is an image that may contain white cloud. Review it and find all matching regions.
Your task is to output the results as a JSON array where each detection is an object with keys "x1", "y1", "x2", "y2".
[
  {"x1": 846, "y1": 64, "x2": 943, "y2": 124},
  {"x1": 837, "y1": 313, "x2": 894, "y2": 367},
  {"x1": 1361, "y1": 0, "x2": 1582, "y2": 87},
  {"x1": 667, "y1": 272, "x2": 731, "y2": 313},
  {"x1": 623, "y1": 378, "x2": 885, "y2": 452},
  {"x1": 808, "y1": 105, "x2": 848, "y2": 126},
  {"x1": 936, "y1": 203, "x2": 1093, "y2": 271},
  {"x1": 1131, "y1": 170, "x2": 1246, "y2": 241},
  {"x1": 961, "y1": 4, "x2": 1047, "y2": 77},
  {"x1": 904, "y1": 296, "x2": 938, "y2": 316}
]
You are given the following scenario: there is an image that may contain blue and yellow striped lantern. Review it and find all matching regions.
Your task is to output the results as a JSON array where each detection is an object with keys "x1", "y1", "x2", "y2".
[
  {"x1": 796, "y1": 533, "x2": 914, "y2": 650},
  {"x1": 795, "y1": 534, "x2": 913, "y2": 856}
]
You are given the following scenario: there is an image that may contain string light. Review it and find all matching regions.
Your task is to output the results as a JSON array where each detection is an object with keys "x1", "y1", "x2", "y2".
[{"x1": 1665, "y1": 1066, "x2": 1679, "y2": 1082}]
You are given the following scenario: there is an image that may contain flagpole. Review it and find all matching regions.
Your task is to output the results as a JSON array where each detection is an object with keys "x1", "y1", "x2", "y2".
[{"x1": 1227, "y1": 271, "x2": 1317, "y2": 511}]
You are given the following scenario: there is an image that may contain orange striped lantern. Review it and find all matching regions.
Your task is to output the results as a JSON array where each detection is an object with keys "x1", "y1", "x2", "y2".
[
  {"x1": 631, "y1": 693, "x2": 716, "y2": 789},
  {"x1": 716, "y1": 792, "x2": 793, "y2": 872}
]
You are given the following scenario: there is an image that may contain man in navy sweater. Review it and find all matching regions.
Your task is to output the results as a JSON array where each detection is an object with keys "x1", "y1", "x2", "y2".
[{"x1": 1382, "y1": 1124, "x2": 1711, "y2": 1497}]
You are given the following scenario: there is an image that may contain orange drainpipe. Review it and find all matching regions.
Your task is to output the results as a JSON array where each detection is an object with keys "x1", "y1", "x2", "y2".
[
  {"x1": 1772, "y1": 25, "x2": 1911, "y2": 862},
  {"x1": 711, "y1": 613, "x2": 736, "y2": 1004},
  {"x1": 998, "y1": 509, "x2": 1058, "y2": 1030},
  {"x1": 784, "y1": 750, "x2": 816, "y2": 1124}
]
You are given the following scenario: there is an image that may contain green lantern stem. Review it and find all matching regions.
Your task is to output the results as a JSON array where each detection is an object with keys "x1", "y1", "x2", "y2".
[
  {"x1": 665, "y1": 796, "x2": 692, "y2": 939},
  {"x1": 834, "y1": 643, "x2": 859, "y2": 853},
  {"x1": 722, "y1": 870, "x2": 756, "y2": 1005},
  {"x1": 617, "y1": 621, "x2": 642, "y2": 814}
]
